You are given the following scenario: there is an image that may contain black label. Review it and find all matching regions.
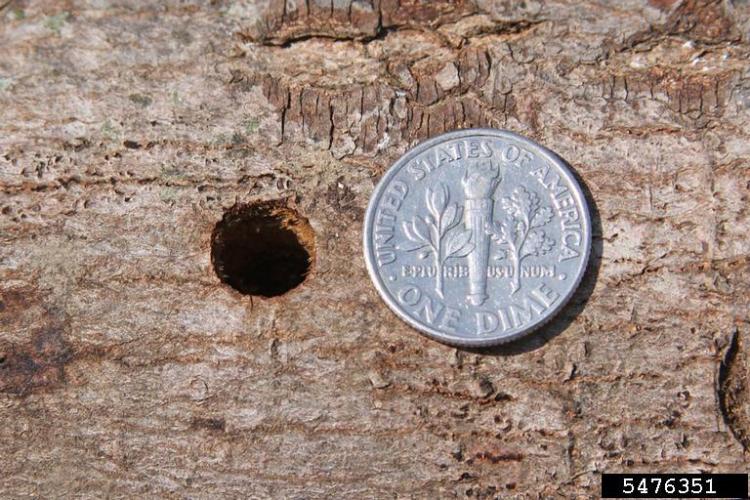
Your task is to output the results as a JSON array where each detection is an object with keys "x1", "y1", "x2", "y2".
[{"x1": 601, "y1": 473, "x2": 748, "y2": 498}]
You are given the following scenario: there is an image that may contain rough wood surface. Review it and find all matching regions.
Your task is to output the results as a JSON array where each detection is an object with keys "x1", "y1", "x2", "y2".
[{"x1": 1, "y1": 0, "x2": 749, "y2": 498}]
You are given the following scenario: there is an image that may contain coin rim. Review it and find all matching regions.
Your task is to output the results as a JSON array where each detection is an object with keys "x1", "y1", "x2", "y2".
[{"x1": 363, "y1": 128, "x2": 592, "y2": 348}]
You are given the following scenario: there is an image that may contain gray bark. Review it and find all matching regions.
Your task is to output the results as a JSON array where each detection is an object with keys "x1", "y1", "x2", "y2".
[{"x1": 1, "y1": 0, "x2": 749, "y2": 498}]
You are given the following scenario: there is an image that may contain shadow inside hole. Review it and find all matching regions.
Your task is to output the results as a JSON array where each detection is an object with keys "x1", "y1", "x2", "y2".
[
  {"x1": 463, "y1": 157, "x2": 603, "y2": 356},
  {"x1": 211, "y1": 202, "x2": 313, "y2": 298}
]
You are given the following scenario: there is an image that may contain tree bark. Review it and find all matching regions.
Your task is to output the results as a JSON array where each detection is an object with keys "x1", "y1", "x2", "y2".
[{"x1": 1, "y1": 0, "x2": 749, "y2": 498}]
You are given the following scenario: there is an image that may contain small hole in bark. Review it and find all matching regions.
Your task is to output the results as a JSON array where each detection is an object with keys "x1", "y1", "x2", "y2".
[
  {"x1": 211, "y1": 201, "x2": 314, "y2": 297},
  {"x1": 719, "y1": 329, "x2": 750, "y2": 450}
]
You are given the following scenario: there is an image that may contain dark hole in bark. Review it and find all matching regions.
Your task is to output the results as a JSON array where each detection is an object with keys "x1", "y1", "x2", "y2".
[{"x1": 211, "y1": 201, "x2": 313, "y2": 297}]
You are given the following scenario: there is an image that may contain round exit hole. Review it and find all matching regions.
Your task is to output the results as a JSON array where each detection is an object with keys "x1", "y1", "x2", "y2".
[{"x1": 211, "y1": 201, "x2": 314, "y2": 297}]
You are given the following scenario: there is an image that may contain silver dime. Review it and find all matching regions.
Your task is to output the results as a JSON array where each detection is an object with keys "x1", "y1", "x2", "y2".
[{"x1": 363, "y1": 129, "x2": 591, "y2": 347}]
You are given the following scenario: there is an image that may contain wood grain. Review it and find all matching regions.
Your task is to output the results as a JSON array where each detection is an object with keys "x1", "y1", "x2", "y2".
[{"x1": 1, "y1": 0, "x2": 749, "y2": 497}]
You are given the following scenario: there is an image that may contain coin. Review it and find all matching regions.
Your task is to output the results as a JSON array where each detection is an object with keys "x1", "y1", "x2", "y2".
[{"x1": 363, "y1": 128, "x2": 591, "y2": 347}]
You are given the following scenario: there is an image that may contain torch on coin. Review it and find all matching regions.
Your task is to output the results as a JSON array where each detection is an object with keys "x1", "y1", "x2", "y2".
[{"x1": 461, "y1": 160, "x2": 501, "y2": 306}]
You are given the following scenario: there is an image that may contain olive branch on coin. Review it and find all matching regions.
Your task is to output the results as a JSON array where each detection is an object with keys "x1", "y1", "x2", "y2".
[
  {"x1": 488, "y1": 186, "x2": 555, "y2": 294},
  {"x1": 401, "y1": 183, "x2": 474, "y2": 298}
]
